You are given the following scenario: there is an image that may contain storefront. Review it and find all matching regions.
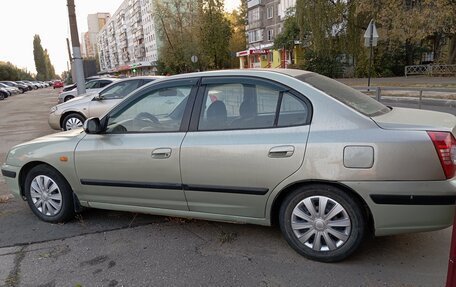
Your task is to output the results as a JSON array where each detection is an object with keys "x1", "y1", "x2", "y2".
[{"x1": 236, "y1": 46, "x2": 305, "y2": 69}]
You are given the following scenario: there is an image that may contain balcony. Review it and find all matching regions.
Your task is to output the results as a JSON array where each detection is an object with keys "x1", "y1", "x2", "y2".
[
  {"x1": 248, "y1": 0, "x2": 262, "y2": 8},
  {"x1": 246, "y1": 20, "x2": 262, "y2": 31},
  {"x1": 134, "y1": 44, "x2": 145, "y2": 59}
]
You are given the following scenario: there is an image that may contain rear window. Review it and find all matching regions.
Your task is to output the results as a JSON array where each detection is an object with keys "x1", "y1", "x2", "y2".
[{"x1": 296, "y1": 73, "x2": 390, "y2": 117}]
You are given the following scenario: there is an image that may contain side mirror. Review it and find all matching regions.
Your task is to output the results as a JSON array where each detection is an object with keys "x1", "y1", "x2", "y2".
[
  {"x1": 83, "y1": 118, "x2": 103, "y2": 134},
  {"x1": 93, "y1": 94, "x2": 103, "y2": 101}
]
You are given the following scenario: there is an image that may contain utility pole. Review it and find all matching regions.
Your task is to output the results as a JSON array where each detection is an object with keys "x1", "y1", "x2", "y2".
[
  {"x1": 67, "y1": 0, "x2": 86, "y2": 95},
  {"x1": 66, "y1": 38, "x2": 76, "y2": 84}
]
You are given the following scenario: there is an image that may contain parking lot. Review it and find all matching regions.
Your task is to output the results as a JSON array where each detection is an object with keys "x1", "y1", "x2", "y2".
[{"x1": 0, "y1": 88, "x2": 453, "y2": 286}]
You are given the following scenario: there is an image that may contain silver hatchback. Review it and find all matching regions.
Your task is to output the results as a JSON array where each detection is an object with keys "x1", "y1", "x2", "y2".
[{"x1": 2, "y1": 69, "x2": 456, "y2": 262}]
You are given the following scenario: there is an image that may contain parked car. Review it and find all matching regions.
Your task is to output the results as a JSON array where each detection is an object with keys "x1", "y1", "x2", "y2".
[
  {"x1": 22, "y1": 81, "x2": 39, "y2": 89},
  {"x1": 16, "y1": 81, "x2": 34, "y2": 91},
  {"x1": 58, "y1": 78, "x2": 118, "y2": 103},
  {"x1": 0, "y1": 87, "x2": 9, "y2": 100},
  {"x1": 0, "y1": 83, "x2": 20, "y2": 95},
  {"x1": 49, "y1": 76, "x2": 163, "y2": 131},
  {"x1": 53, "y1": 81, "x2": 64, "y2": 89},
  {"x1": 2, "y1": 69, "x2": 456, "y2": 263},
  {"x1": 0, "y1": 81, "x2": 28, "y2": 93}
]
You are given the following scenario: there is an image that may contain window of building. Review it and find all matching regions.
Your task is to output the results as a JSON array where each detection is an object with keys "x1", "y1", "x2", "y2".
[
  {"x1": 248, "y1": 29, "x2": 263, "y2": 43},
  {"x1": 267, "y1": 5, "x2": 274, "y2": 19},
  {"x1": 267, "y1": 29, "x2": 274, "y2": 41},
  {"x1": 248, "y1": 7, "x2": 260, "y2": 23}
]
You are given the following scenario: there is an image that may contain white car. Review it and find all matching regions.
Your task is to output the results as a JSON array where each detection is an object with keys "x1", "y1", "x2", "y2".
[{"x1": 58, "y1": 78, "x2": 118, "y2": 103}]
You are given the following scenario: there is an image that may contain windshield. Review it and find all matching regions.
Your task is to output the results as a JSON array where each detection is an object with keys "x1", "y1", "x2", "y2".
[{"x1": 296, "y1": 73, "x2": 390, "y2": 117}]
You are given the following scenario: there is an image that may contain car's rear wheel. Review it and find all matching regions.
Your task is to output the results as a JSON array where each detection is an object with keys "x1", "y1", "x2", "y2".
[
  {"x1": 279, "y1": 184, "x2": 366, "y2": 262},
  {"x1": 0, "y1": 93, "x2": 4, "y2": 100},
  {"x1": 24, "y1": 165, "x2": 75, "y2": 223},
  {"x1": 62, "y1": 113, "x2": 85, "y2": 131},
  {"x1": 64, "y1": 96, "x2": 74, "y2": 102}
]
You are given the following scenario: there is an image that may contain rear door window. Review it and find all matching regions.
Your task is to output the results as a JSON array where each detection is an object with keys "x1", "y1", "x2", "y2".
[{"x1": 197, "y1": 78, "x2": 310, "y2": 131}]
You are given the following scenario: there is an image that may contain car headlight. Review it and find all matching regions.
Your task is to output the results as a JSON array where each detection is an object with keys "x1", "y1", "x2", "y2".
[{"x1": 50, "y1": 106, "x2": 57, "y2": 113}]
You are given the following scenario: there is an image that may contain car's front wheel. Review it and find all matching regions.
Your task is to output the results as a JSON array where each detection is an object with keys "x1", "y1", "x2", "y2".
[
  {"x1": 62, "y1": 113, "x2": 86, "y2": 131},
  {"x1": 64, "y1": 96, "x2": 74, "y2": 102},
  {"x1": 279, "y1": 184, "x2": 366, "y2": 262},
  {"x1": 24, "y1": 165, "x2": 75, "y2": 223}
]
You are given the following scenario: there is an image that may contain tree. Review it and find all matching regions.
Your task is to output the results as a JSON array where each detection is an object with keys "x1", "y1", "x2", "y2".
[
  {"x1": 153, "y1": 0, "x2": 201, "y2": 74},
  {"x1": 0, "y1": 62, "x2": 34, "y2": 81},
  {"x1": 33, "y1": 35, "x2": 57, "y2": 80},
  {"x1": 197, "y1": 0, "x2": 232, "y2": 69},
  {"x1": 44, "y1": 49, "x2": 56, "y2": 79},
  {"x1": 355, "y1": 0, "x2": 456, "y2": 64},
  {"x1": 33, "y1": 35, "x2": 47, "y2": 80},
  {"x1": 227, "y1": 0, "x2": 247, "y2": 68},
  {"x1": 273, "y1": 8, "x2": 300, "y2": 51}
]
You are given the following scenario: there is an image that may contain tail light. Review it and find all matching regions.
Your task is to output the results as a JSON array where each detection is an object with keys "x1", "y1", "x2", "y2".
[{"x1": 427, "y1": 131, "x2": 456, "y2": 179}]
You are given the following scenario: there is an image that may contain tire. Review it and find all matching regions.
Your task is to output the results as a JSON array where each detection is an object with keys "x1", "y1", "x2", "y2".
[
  {"x1": 0, "y1": 93, "x2": 4, "y2": 100},
  {"x1": 279, "y1": 184, "x2": 366, "y2": 262},
  {"x1": 64, "y1": 96, "x2": 74, "y2": 102},
  {"x1": 24, "y1": 164, "x2": 75, "y2": 223},
  {"x1": 62, "y1": 113, "x2": 86, "y2": 131}
]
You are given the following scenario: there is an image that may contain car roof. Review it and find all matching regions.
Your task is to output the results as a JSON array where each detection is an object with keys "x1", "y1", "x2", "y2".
[
  {"x1": 86, "y1": 78, "x2": 120, "y2": 83},
  {"x1": 163, "y1": 69, "x2": 313, "y2": 81},
  {"x1": 118, "y1": 76, "x2": 164, "y2": 81}
]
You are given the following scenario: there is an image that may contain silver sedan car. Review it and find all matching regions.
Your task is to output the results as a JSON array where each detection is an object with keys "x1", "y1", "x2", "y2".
[
  {"x1": 2, "y1": 69, "x2": 456, "y2": 262},
  {"x1": 49, "y1": 76, "x2": 163, "y2": 131}
]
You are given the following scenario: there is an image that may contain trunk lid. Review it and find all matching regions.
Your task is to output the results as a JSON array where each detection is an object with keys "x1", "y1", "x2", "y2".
[{"x1": 372, "y1": 107, "x2": 456, "y2": 136}]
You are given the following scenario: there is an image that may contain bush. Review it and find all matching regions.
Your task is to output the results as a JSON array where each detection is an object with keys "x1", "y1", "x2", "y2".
[{"x1": 302, "y1": 51, "x2": 343, "y2": 78}]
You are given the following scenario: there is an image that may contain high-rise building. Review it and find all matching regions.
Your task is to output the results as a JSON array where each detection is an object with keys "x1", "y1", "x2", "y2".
[
  {"x1": 97, "y1": 0, "x2": 159, "y2": 75},
  {"x1": 84, "y1": 13, "x2": 111, "y2": 59},
  {"x1": 237, "y1": 0, "x2": 301, "y2": 69}
]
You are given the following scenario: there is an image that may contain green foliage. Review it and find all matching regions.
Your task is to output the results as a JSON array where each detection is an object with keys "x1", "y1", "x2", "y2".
[
  {"x1": 198, "y1": 0, "x2": 232, "y2": 69},
  {"x1": 0, "y1": 62, "x2": 34, "y2": 81},
  {"x1": 273, "y1": 9, "x2": 300, "y2": 50},
  {"x1": 355, "y1": 0, "x2": 456, "y2": 64},
  {"x1": 33, "y1": 35, "x2": 56, "y2": 80},
  {"x1": 154, "y1": 0, "x2": 234, "y2": 74},
  {"x1": 301, "y1": 50, "x2": 343, "y2": 78},
  {"x1": 227, "y1": 1, "x2": 247, "y2": 68},
  {"x1": 154, "y1": 0, "x2": 202, "y2": 74}
]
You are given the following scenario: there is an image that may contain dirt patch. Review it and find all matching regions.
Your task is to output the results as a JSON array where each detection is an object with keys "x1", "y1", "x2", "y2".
[{"x1": 0, "y1": 194, "x2": 14, "y2": 204}]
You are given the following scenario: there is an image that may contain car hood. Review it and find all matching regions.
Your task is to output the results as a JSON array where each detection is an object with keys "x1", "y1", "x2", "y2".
[
  {"x1": 63, "y1": 93, "x2": 96, "y2": 105},
  {"x1": 14, "y1": 129, "x2": 85, "y2": 147},
  {"x1": 6, "y1": 129, "x2": 86, "y2": 166},
  {"x1": 372, "y1": 107, "x2": 456, "y2": 135}
]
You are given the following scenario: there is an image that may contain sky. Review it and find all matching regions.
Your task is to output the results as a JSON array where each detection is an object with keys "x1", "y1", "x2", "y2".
[{"x1": 0, "y1": 0, "x2": 241, "y2": 76}]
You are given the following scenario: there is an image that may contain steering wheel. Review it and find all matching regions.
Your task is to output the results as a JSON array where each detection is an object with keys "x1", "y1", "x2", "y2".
[{"x1": 135, "y1": 112, "x2": 159, "y2": 124}]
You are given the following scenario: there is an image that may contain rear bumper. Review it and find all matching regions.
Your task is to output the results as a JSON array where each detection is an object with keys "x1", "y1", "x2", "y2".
[{"x1": 342, "y1": 180, "x2": 456, "y2": 236}]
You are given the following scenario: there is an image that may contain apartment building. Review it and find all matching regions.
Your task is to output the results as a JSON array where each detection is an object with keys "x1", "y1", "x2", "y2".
[
  {"x1": 97, "y1": 0, "x2": 159, "y2": 75},
  {"x1": 237, "y1": 0, "x2": 299, "y2": 69},
  {"x1": 82, "y1": 13, "x2": 111, "y2": 59}
]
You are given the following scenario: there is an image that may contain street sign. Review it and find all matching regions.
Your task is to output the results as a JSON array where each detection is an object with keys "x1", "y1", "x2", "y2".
[
  {"x1": 191, "y1": 55, "x2": 198, "y2": 63},
  {"x1": 364, "y1": 20, "x2": 379, "y2": 47}
]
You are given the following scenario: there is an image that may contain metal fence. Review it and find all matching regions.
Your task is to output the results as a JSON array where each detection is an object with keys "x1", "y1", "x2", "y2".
[
  {"x1": 355, "y1": 86, "x2": 456, "y2": 110},
  {"x1": 405, "y1": 64, "x2": 456, "y2": 77}
]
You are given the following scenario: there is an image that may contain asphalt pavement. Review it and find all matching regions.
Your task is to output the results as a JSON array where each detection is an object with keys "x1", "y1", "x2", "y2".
[{"x1": 0, "y1": 86, "x2": 454, "y2": 286}]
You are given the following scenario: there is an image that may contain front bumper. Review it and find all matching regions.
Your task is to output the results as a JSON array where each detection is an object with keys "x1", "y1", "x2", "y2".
[
  {"x1": 48, "y1": 112, "x2": 62, "y2": 130},
  {"x1": 1, "y1": 164, "x2": 21, "y2": 198},
  {"x1": 343, "y1": 180, "x2": 456, "y2": 236}
]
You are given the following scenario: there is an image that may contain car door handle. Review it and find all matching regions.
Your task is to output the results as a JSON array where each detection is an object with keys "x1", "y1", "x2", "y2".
[
  {"x1": 269, "y1": 145, "x2": 295, "y2": 158},
  {"x1": 151, "y1": 148, "x2": 172, "y2": 159}
]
